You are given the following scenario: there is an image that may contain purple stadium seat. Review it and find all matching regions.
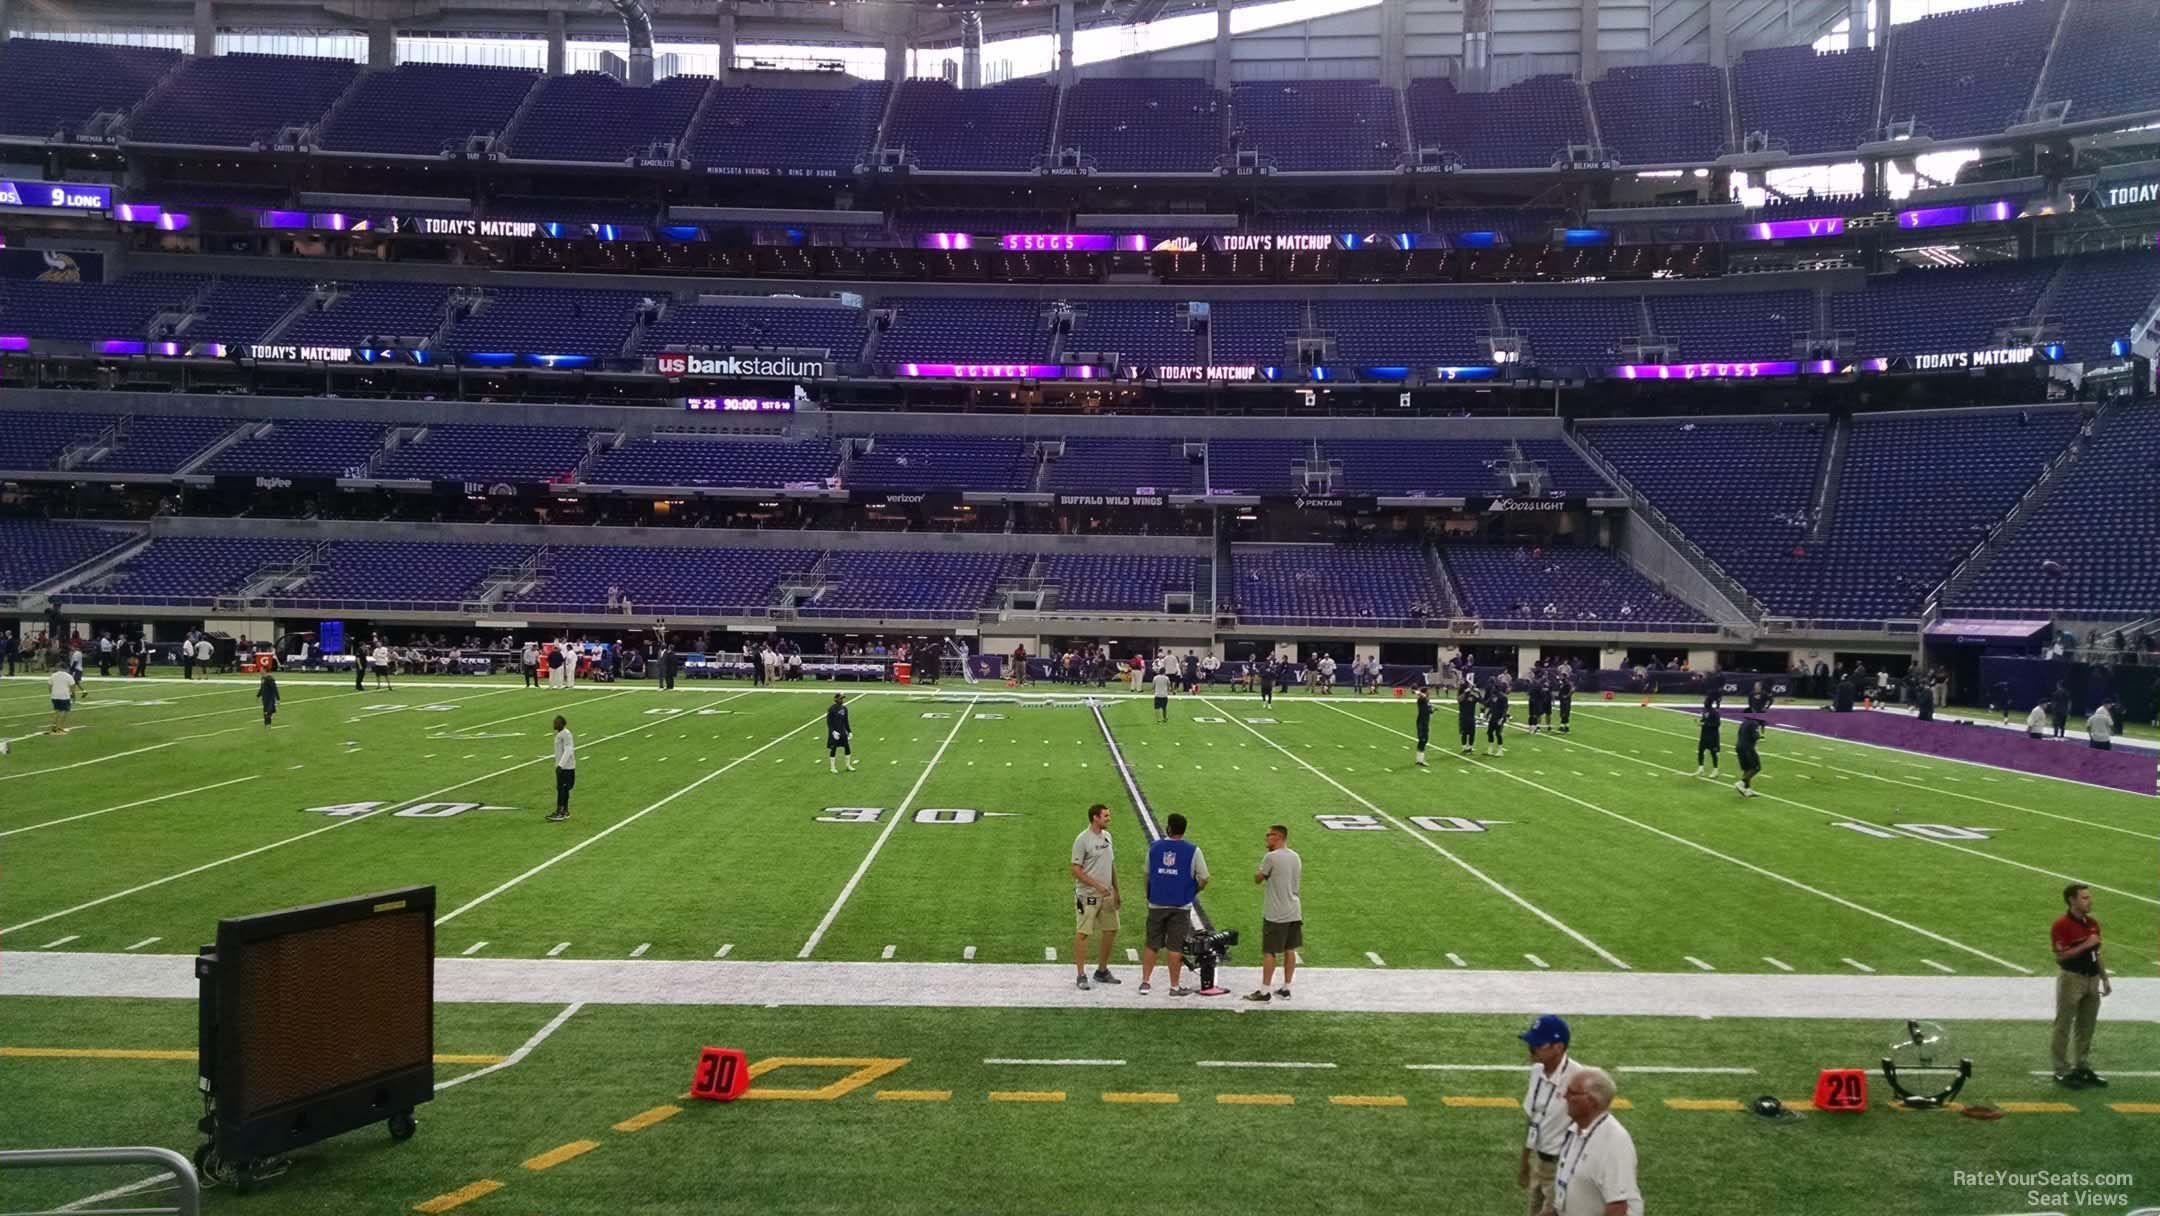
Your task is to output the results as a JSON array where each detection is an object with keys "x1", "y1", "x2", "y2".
[
  {"x1": 441, "y1": 288, "x2": 642, "y2": 361},
  {"x1": 0, "y1": 38, "x2": 179, "y2": 139},
  {"x1": 1207, "y1": 439, "x2": 1315, "y2": 495},
  {"x1": 875, "y1": 298, "x2": 1049, "y2": 364},
  {"x1": 1315, "y1": 297, "x2": 1492, "y2": 367},
  {"x1": 1231, "y1": 80, "x2": 1405, "y2": 172},
  {"x1": 318, "y1": 63, "x2": 539, "y2": 156},
  {"x1": 204, "y1": 418, "x2": 391, "y2": 478},
  {"x1": 1734, "y1": 45, "x2": 1880, "y2": 154},
  {"x1": 0, "y1": 410, "x2": 121, "y2": 471},
  {"x1": 1042, "y1": 554, "x2": 1202, "y2": 612},
  {"x1": 847, "y1": 435, "x2": 1036, "y2": 492},
  {"x1": 638, "y1": 300, "x2": 868, "y2": 357},
  {"x1": 883, "y1": 79, "x2": 1056, "y2": 173},
  {"x1": 74, "y1": 416, "x2": 232, "y2": 475},
  {"x1": 1883, "y1": 0, "x2": 2061, "y2": 140},
  {"x1": 1205, "y1": 300, "x2": 1301, "y2": 365},
  {"x1": 184, "y1": 276, "x2": 313, "y2": 347},
  {"x1": 1229, "y1": 542, "x2": 1448, "y2": 626},
  {"x1": 687, "y1": 81, "x2": 890, "y2": 175},
  {"x1": 505, "y1": 73, "x2": 710, "y2": 162},
  {"x1": 280, "y1": 283, "x2": 451, "y2": 348},
  {"x1": 588, "y1": 435, "x2": 840, "y2": 488},
  {"x1": 1498, "y1": 297, "x2": 1640, "y2": 364},
  {"x1": 0, "y1": 274, "x2": 209, "y2": 343},
  {"x1": 1829, "y1": 261, "x2": 2054, "y2": 359},
  {"x1": 1045, "y1": 439, "x2": 1200, "y2": 495},
  {"x1": 1065, "y1": 299, "x2": 1201, "y2": 369},
  {"x1": 126, "y1": 52, "x2": 361, "y2": 148},
  {"x1": 2046, "y1": 251, "x2": 2160, "y2": 361},
  {"x1": 2036, "y1": 0, "x2": 2160, "y2": 123},
  {"x1": 1954, "y1": 403, "x2": 2160, "y2": 614},
  {"x1": 82, "y1": 537, "x2": 310, "y2": 603},
  {"x1": 1589, "y1": 63, "x2": 1729, "y2": 164},
  {"x1": 0, "y1": 520, "x2": 138, "y2": 592},
  {"x1": 510, "y1": 546, "x2": 816, "y2": 615},
  {"x1": 1646, "y1": 289, "x2": 1814, "y2": 361},
  {"x1": 807, "y1": 550, "x2": 1026, "y2": 618},
  {"x1": 1407, "y1": 75, "x2": 1592, "y2": 170},
  {"x1": 1444, "y1": 545, "x2": 1709, "y2": 628},
  {"x1": 1056, "y1": 77, "x2": 1225, "y2": 173},
  {"x1": 276, "y1": 541, "x2": 535, "y2": 609},
  {"x1": 376, "y1": 424, "x2": 592, "y2": 483}
]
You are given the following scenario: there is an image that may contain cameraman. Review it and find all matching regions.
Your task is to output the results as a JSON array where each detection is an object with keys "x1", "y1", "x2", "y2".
[
  {"x1": 1138, "y1": 813, "x2": 1208, "y2": 997},
  {"x1": 1244, "y1": 824, "x2": 1301, "y2": 1002}
]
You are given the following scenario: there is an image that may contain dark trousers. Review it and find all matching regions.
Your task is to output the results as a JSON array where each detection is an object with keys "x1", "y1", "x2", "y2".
[
  {"x1": 182, "y1": 658, "x2": 194, "y2": 680},
  {"x1": 355, "y1": 661, "x2": 366, "y2": 691}
]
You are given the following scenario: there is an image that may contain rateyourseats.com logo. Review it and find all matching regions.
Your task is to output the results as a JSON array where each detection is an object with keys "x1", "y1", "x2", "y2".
[
  {"x1": 1949, "y1": 1168, "x2": 2147, "y2": 1212},
  {"x1": 656, "y1": 353, "x2": 825, "y2": 379}
]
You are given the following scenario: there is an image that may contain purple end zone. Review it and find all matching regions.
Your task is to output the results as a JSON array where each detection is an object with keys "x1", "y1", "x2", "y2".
[{"x1": 1754, "y1": 708, "x2": 2157, "y2": 797}]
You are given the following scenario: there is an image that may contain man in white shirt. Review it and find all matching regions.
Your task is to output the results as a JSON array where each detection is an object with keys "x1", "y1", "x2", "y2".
[
  {"x1": 548, "y1": 715, "x2": 576, "y2": 822},
  {"x1": 1069, "y1": 803, "x2": 1120, "y2": 990},
  {"x1": 49, "y1": 665, "x2": 78, "y2": 733},
  {"x1": 1153, "y1": 668, "x2": 1172, "y2": 723},
  {"x1": 522, "y1": 641, "x2": 540, "y2": 688},
  {"x1": 1519, "y1": 1015, "x2": 1585, "y2": 1215},
  {"x1": 1542, "y1": 1066, "x2": 1641, "y2": 1216},
  {"x1": 371, "y1": 642, "x2": 392, "y2": 689}
]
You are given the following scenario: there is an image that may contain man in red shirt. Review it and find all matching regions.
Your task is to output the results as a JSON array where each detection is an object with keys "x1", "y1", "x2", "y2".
[{"x1": 2050, "y1": 883, "x2": 2112, "y2": 1088}]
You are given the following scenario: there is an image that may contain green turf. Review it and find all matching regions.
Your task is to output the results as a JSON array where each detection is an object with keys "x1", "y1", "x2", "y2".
[
  {"x1": 3, "y1": 997, "x2": 2156, "y2": 1213},
  {"x1": 5, "y1": 673, "x2": 2158, "y2": 1213}
]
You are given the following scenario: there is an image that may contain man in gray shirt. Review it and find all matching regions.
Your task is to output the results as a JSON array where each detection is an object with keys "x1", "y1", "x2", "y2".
[
  {"x1": 1153, "y1": 668, "x2": 1172, "y2": 723},
  {"x1": 1245, "y1": 824, "x2": 1303, "y2": 1001},
  {"x1": 1070, "y1": 803, "x2": 1122, "y2": 990}
]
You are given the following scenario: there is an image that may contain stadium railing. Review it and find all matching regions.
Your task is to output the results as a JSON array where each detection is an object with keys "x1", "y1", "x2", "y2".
[{"x1": 0, "y1": 1146, "x2": 200, "y2": 1216}]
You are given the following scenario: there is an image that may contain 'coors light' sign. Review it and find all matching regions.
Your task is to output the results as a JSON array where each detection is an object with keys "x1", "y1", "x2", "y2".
[{"x1": 656, "y1": 353, "x2": 827, "y2": 380}]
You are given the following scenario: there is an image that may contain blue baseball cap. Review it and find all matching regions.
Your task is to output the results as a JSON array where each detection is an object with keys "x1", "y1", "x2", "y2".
[{"x1": 1519, "y1": 1015, "x2": 1571, "y2": 1048}]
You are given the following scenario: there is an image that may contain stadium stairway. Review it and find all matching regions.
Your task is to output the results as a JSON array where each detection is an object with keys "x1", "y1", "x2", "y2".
[
  {"x1": 1425, "y1": 538, "x2": 1467, "y2": 618},
  {"x1": 1564, "y1": 425, "x2": 1762, "y2": 626},
  {"x1": 1805, "y1": 415, "x2": 1849, "y2": 544},
  {"x1": 1930, "y1": 398, "x2": 2116, "y2": 612}
]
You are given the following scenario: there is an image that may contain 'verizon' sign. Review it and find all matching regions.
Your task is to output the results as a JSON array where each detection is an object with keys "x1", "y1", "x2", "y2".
[{"x1": 656, "y1": 353, "x2": 827, "y2": 379}]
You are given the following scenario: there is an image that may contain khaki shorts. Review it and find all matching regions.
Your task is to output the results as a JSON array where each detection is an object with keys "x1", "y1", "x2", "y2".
[
  {"x1": 1074, "y1": 891, "x2": 1119, "y2": 936},
  {"x1": 1145, "y1": 906, "x2": 1192, "y2": 951},
  {"x1": 1262, "y1": 919, "x2": 1303, "y2": 954},
  {"x1": 1525, "y1": 1155, "x2": 1557, "y2": 1216}
]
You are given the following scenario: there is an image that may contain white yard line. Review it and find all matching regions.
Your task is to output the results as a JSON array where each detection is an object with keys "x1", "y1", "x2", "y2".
[
  {"x1": 0, "y1": 775, "x2": 259, "y2": 839},
  {"x1": 57, "y1": 1173, "x2": 181, "y2": 1213},
  {"x1": 1921, "y1": 959, "x2": 1956, "y2": 973},
  {"x1": 2, "y1": 706, "x2": 689, "y2": 937},
  {"x1": 1206, "y1": 696, "x2": 1630, "y2": 971},
  {"x1": 462, "y1": 941, "x2": 490, "y2": 956},
  {"x1": 715, "y1": 943, "x2": 734, "y2": 958},
  {"x1": 1602, "y1": 711, "x2": 2158, "y2": 839},
  {"x1": 124, "y1": 937, "x2": 160, "y2": 951},
  {"x1": 1843, "y1": 958, "x2": 1876, "y2": 973},
  {"x1": 631, "y1": 943, "x2": 651, "y2": 958},
  {"x1": 3, "y1": 683, "x2": 511, "y2": 749},
  {"x1": 1197, "y1": 1060, "x2": 1337, "y2": 1069},
  {"x1": 548, "y1": 942, "x2": 571, "y2": 957},
  {"x1": 433, "y1": 1002, "x2": 584, "y2": 1093},
  {"x1": 1763, "y1": 957, "x2": 1794, "y2": 972},
  {"x1": 0, "y1": 682, "x2": 241, "y2": 724},
  {"x1": 796, "y1": 695, "x2": 975, "y2": 958},
  {"x1": 439, "y1": 696, "x2": 846, "y2": 928},
  {"x1": 1684, "y1": 956, "x2": 1716, "y2": 971},
  {"x1": 0, "y1": 725, "x2": 248, "y2": 781},
  {"x1": 984, "y1": 1058, "x2": 1126, "y2": 1066},
  {"x1": 1365, "y1": 951, "x2": 1388, "y2": 967},
  {"x1": 38, "y1": 935, "x2": 79, "y2": 949},
  {"x1": 1318, "y1": 702, "x2": 2043, "y2": 976}
]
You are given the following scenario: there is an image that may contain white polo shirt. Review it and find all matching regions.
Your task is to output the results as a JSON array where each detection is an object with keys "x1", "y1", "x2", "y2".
[
  {"x1": 1554, "y1": 1113, "x2": 1642, "y2": 1216},
  {"x1": 1522, "y1": 1054, "x2": 1584, "y2": 1155},
  {"x1": 50, "y1": 668, "x2": 75, "y2": 703},
  {"x1": 554, "y1": 728, "x2": 576, "y2": 771}
]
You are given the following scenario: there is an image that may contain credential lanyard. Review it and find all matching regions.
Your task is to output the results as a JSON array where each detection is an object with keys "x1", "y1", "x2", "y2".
[{"x1": 1554, "y1": 1113, "x2": 1610, "y2": 1206}]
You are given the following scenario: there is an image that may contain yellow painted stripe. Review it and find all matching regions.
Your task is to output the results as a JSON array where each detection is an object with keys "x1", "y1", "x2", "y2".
[
  {"x1": 1442, "y1": 1095, "x2": 1518, "y2": 1109},
  {"x1": 1217, "y1": 1093, "x2": 1295, "y2": 1106},
  {"x1": 612, "y1": 1105, "x2": 682, "y2": 1133},
  {"x1": 1995, "y1": 1101, "x2": 2079, "y2": 1114},
  {"x1": 877, "y1": 1090, "x2": 953, "y2": 1102},
  {"x1": 1610, "y1": 1099, "x2": 1634, "y2": 1111},
  {"x1": 2, "y1": 1047, "x2": 506, "y2": 1065},
  {"x1": 1329, "y1": 1094, "x2": 1409, "y2": 1107},
  {"x1": 1102, "y1": 1091, "x2": 1180, "y2": 1104},
  {"x1": 521, "y1": 1140, "x2": 598, "y2": 1172},
  {"x1": 414, "y1": 1180, "x2": 504, "y2": 1213},
  {"x1": 1665, "y1": 1099, "x2": 1743, "y2": 1112},
  {"x1": 989, "y1": 1090, "x2": 1066, "y2": 1103},
  {"x1": 2109, "y1": 1102, "x2": 2160, "y2": 1114}
]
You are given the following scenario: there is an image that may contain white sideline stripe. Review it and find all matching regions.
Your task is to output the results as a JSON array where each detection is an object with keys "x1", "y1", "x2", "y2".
[
  {"x1": 1843, "y1": 957, "x2": 1876, "y2": 973},
  {"x1": 1404, "y1": 1064, "x2": 1757, "y2": 1075},
  {"x1": 1562, "y1": 714, "x2": 2159, "y2": 911},
  {"x1": 1604, "y1": 710, "x2": 2159, "y2": 839},
  {"x1": 963, "y1": 946, "x2": 978, "y2": 960},
  {"x1": 1921, "y1": 959, "x2": 1955, "y2": 973},
  {"x1": 548, "y1": 942, "x2": 571, "y2": 957},
  {"x1": 125, "y1": 937, "x2": 160, "y2": 951},
  {"x1": 798, "y1": 695, "x2": 974, "y2": 958},
  {"x1": 1204, "y1": 696, "x2": 1629, "y2": 971},
  {"x1": 434, "y1": 1002, "x2": 583, "y2": 1093},
  {"x1": 1764, "y1": 957, "x2": 1794, "y2": 972},
  {"x1": 1366, "y1": 951, "x2": 1388, "y2": 967},
  {"x1": 2029, "y1": 1070, "x2": 2160, "y2": 1078},
  {"x1": 57, "y1": 1172, "x2": 179, "y2": 1212},
  {"x1": 462, "y1": 941, "x2": 489, "y2": 956},
  {"x1": 1043, "y1": 947, "x2": 1056, "y2": 961},
  {"x1": 1525, "y1": 954, "x2": 1550, "y2": 969},
  {"x1": 17, "y1": 953, "x2": 2160, "y2": 1021},
  {"x1": 882, "y1": 945, "x2": 896, "y2": 959},
  {"x1": 0, "y1": 775, "x2": 259, "y2": 838},
  {"x1": 1446, "y1": 952, "x2": 1468, "y2": 967},
  {"x1": 984, "y1": 1058, "x2": 1126, "y2": 1066},
  {"x1": 1685, "y1": 956, "x2": 1715, "y2": 971},
  {"x1": 6, "y1": 682, "x2": 513, "y2": 752},
  {"x1": 39, "y1": 935, "x2": 78, "y2": 949},
  {"x1": 2, "y1": 704, "x2": 688, "y2": 936},
  {"x1": 1318, "y1": 703, "x2": 2043, "y2": 976},
  {"x1": 0, "y1": 725, "x2": 247, "y2": 781},
  {"x1": 442, "y1": 695, "x2": 846, "y2": 929},
  {"x1": 1404, "y1": 1064, "x2": 1531, "y2": 1072},
  {"x1": 1197, "y1": 1060, "x2": 1337, "y2": 1069},
  {"x1": 631, "y1": 943, "x2": 651, "y2": 958},
  {"x1": 0, "y1": 681, "x2": 239, "y2": 723},
  {"x1": 715, "y1": 943, "x2": 734, "y2": 958}
]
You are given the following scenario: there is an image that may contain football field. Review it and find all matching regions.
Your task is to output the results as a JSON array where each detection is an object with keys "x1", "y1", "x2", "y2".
[{"x1": 3, "y1": 673, "x2": 2157, "y2": 1213}]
